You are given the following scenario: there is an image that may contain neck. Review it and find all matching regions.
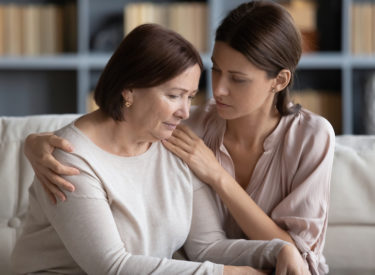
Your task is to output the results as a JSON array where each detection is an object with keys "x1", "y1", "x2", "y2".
[
  {"x1": 225, "y1": 107, "x2": 280, "y2": 149},
  {"x1": 76, "y1": 110, "x2": 152, "y2": 157}
]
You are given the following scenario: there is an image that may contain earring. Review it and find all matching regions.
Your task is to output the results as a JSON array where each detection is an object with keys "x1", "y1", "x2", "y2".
[
  {"x1": 125, "y1": 101, "x2": 131, "y2": 108},
  {"x1": 272, "y1": 87, "x2": 277, "y2": 93}
]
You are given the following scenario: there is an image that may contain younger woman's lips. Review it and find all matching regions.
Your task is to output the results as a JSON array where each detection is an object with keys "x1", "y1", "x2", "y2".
[{"x1": 216, "y1": 100, "x2": 230, "y2": 108}]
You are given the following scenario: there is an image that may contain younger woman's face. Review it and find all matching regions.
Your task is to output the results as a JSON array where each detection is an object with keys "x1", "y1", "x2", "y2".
[{"x1": 211, "y1": 42, "x2": 277, "y2": 120}]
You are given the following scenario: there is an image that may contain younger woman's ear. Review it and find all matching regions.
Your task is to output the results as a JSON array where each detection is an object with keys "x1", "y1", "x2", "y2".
[{"x1": 274, "y1": 69, "x2": 291, "y2": 92}]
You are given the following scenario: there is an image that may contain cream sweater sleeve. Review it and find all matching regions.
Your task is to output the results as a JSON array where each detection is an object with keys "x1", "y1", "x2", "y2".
[
  {"x1": 184, "y1": 177, "x2": 289, "y2": 269},
  {"x1": 35, "y1": 150, "x2": 223, "y2": 275}
]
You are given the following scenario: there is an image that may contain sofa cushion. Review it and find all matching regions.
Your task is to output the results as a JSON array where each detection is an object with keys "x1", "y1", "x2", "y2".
[
  {"x1": 329, "y1": 135, "x2": 375, "y2": 225},
  {"x1": 324, "y1": 135, "x2": 375, "y2": 272},
  {"x1": 0, "y1": 115, "x2": 78, "y2": 275}
]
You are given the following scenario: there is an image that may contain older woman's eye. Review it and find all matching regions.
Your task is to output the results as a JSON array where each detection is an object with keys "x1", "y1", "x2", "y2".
[{"x1": 168, "y1": 95, "x2": 179, "y2": 99}]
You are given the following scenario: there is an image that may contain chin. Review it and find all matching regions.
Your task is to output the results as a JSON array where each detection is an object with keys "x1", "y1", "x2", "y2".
[
  {"x1": 216, "y1": 109, "x2": 236, "y2": 120},
  {"x1": 152, "y1": 131, "x2": 173, "y2": 141}
]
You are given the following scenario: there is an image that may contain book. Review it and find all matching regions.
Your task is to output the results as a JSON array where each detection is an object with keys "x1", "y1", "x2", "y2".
[
  {"x1": 40, "y1": 5, "x2": 63, "y2": 55},
  {"x1": 0, "y1": 5, "x2": 4, "y2": 55},
  {"x1": 283, "y1": 0, "x2": 317, "y2": 31},
  {"x1": 282, "y1": 0, "x2": 318, "y2": 52},
  {"x1": 123, "y1": 2, "x2": 207, "y2": 52},
  {"x1": 22, "y1": 5, "x2": 42, "y2": 56},
  {"x1": 4, "y1": 4, "x2": 22, "y2": 56},
  {"x1": 63, "y1": 2, "x2": 77, "y2": 52}
]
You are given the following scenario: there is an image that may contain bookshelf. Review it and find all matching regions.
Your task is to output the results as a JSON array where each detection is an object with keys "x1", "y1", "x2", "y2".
[{"x1": 1, "y1": 0, "x2": 375, "y2": 134}]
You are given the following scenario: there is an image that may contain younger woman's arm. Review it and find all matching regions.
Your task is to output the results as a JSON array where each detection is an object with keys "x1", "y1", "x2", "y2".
[{"x1": 24, "y1": 132, "x2": 78, "y2": 202}]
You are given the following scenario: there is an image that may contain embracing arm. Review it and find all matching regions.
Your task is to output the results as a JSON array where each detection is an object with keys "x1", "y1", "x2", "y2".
[{"x1": 24, "y1": 132, "x2": 78, "y2": 203}]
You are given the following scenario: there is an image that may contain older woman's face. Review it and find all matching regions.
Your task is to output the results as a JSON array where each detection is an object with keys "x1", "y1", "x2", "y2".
[{"x1": 124, "y1": 64, "x2": 201, "y2": 141}]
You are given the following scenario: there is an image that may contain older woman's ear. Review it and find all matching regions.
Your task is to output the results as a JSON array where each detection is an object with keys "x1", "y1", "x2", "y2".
[{"x1": 122, "y1": 90, "x2": 134, "y2": 107}]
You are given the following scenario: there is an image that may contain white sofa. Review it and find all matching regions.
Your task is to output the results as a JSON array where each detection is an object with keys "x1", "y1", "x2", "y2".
[{"x1": 1, "y1": 115, "x2": 375, "y2": 274}]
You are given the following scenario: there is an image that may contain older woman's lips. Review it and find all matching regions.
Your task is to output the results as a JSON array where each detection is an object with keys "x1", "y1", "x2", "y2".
[{"x1": 163, "y1": 122, "x2": 177, "y2": 130}]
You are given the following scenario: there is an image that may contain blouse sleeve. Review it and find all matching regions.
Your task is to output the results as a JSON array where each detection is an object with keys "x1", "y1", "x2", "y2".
[
  {"x1": 184, "y1": 175, "x2": 289, "y2": 269},
  {"x1": 36, "y1": 149, "x2": 223, "y2": 275},
  {"x1": 271, "y1": 117, "x2": 335, "y2": 274}
]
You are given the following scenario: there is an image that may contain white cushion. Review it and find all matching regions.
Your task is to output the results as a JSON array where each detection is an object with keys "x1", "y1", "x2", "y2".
[
  {"x1": 329, "y1": 135, "x2": 375, "y2": 225},
  {"x1": 0, "y1": 115, "x2": 78, "y2": 275}
]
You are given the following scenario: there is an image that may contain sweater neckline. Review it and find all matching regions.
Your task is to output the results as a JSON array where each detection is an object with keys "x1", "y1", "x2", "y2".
[{"x1": 69, "y1": 121, "x2": 158, "y2": 161}]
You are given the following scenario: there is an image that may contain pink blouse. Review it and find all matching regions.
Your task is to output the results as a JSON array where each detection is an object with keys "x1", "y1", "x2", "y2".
[{"x1": 186, "y1": 101, "x2": 335, "y2": 275}]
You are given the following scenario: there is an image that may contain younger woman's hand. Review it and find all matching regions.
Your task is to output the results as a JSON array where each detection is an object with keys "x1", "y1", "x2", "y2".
[
  {"x1": 162, "y1": 124, "x2": 224, "y2": 186},
  {"x1": 276, "y1": 245, "x2": 310, "y2": 275},
  {"x1": 24, "y1": 133, "x2": 79, "y2": 204}
]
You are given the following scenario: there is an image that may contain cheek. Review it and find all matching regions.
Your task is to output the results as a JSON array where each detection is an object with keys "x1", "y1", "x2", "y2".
[{"x1": 149, "y1": 99, "x2": 176, "y2": 123}]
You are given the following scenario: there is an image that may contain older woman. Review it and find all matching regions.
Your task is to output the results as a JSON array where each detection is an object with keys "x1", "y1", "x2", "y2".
[{"x1": 11, "y1": 24, "x2": 305, "y2": 274}]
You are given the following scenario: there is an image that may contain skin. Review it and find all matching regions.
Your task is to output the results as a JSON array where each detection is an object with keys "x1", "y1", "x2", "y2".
[
  {"x1": 163, "y1": 42, "x2": 309, "y2": 274},
  {"x1": 163, "y1": 42, "x2": 296, "y2": 245},
  {"x1": 76, "y1": 64, "x2": 201, "y2": 158},
  {"x1": 24, "y1": 45, "x2": 310, "y2": 274}
]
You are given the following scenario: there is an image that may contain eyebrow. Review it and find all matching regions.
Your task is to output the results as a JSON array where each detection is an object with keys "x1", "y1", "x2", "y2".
[
  {"x1": 168, "y1": 87, "x2": 198, "y2": 94},
  {"x1": 211, "y1": 57, "x2": 248, "y2": 76}
]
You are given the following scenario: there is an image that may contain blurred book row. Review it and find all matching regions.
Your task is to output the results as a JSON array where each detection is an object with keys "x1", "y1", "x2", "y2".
[
  {"x1": 351, "y1": 1, "x2": 375, "y2": 55},
  {"x1": 0, "y1": 3, "x2": 76, "y2": 56},
  {"x1": 124, "y1": 2, "x2": 208, "y2": 53},
  {"x1": 281, "y1": 0, "x2": 319, "y2": 53}
]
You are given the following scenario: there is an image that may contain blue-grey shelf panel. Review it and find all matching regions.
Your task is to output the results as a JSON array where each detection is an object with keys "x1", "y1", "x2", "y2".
[
  {"x1": 0, "y1": 55, "x2": 80, "y2": 70},
  {"x1": 85, "y1": 52, "x2": 212, "y2": 70},
  {"x1": 298, "y1": 53, "x2": 345, "y2": 69}
]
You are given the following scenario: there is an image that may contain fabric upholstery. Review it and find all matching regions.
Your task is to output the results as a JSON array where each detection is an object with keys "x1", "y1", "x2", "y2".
[
  {"x1": 0, "y1": 116, "x2": 374, "y2": 274},
  {"x1": 324, "y1": 135, "x2": 375, "y2": 274},
  {"x1": 0, "y1": 115, "x2": 78, "y2": 274}
]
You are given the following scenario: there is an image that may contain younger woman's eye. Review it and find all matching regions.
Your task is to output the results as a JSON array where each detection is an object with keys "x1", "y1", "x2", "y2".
[
  {"x1": 231, "y1": 77, "x2": 246, "y2": 83},
  {"x1": 211, "y1": 66, "x2": 220, "y2": 72}
]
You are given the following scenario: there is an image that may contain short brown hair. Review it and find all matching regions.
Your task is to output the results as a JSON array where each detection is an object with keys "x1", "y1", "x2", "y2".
[
  {"x1": 95, "y1": 24, "x2": 203, "y2": 121},
  {"x1": 215, "y1": 0, "x2": 302, "y2": 115}
]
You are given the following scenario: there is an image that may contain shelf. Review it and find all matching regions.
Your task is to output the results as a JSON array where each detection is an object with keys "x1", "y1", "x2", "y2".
[
  {"x1": 0, "y1": 55, "x2": 80, "y2": 70},
  {"x1": 86, "y1": 52, "x2": 212, "y2": 70},
  {"x1": 0, "y1": 0, "x2": 374, "y2": 134},
  {"x1": 299, "y1": 53, "x2": 344, "y2": 69}
]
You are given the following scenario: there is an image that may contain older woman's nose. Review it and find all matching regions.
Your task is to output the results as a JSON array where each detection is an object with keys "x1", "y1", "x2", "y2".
[{"x1": 175, "y1": 100, "x2": 190, "y2": 120}]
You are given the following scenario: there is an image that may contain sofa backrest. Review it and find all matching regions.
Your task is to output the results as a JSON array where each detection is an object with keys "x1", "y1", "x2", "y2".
[
  {"x1": 0, "y1": 115, "x2": 78, "y2": 274},
  {"x1": 0, "y1": 116, "x2": 375, "y2": 274},
  {"x1": 324, "y1": 135, "x2": 375, "y2": 274}
]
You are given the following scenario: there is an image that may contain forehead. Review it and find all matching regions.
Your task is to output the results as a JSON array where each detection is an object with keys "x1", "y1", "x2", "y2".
[
  {"x1": 212, "y1": 42, "x2": 259, "y2": 72},
  {"x1": 162, "y1": 64, "x2": 201, "y2": 90}
]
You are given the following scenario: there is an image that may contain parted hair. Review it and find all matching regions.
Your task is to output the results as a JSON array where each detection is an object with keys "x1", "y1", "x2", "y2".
[
  {"x1": 215, "y1": 0, "x2": 302, "y2": 115},
  {"x1": 94, "y1": 24, "x2": 203, "y2": 121}
]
